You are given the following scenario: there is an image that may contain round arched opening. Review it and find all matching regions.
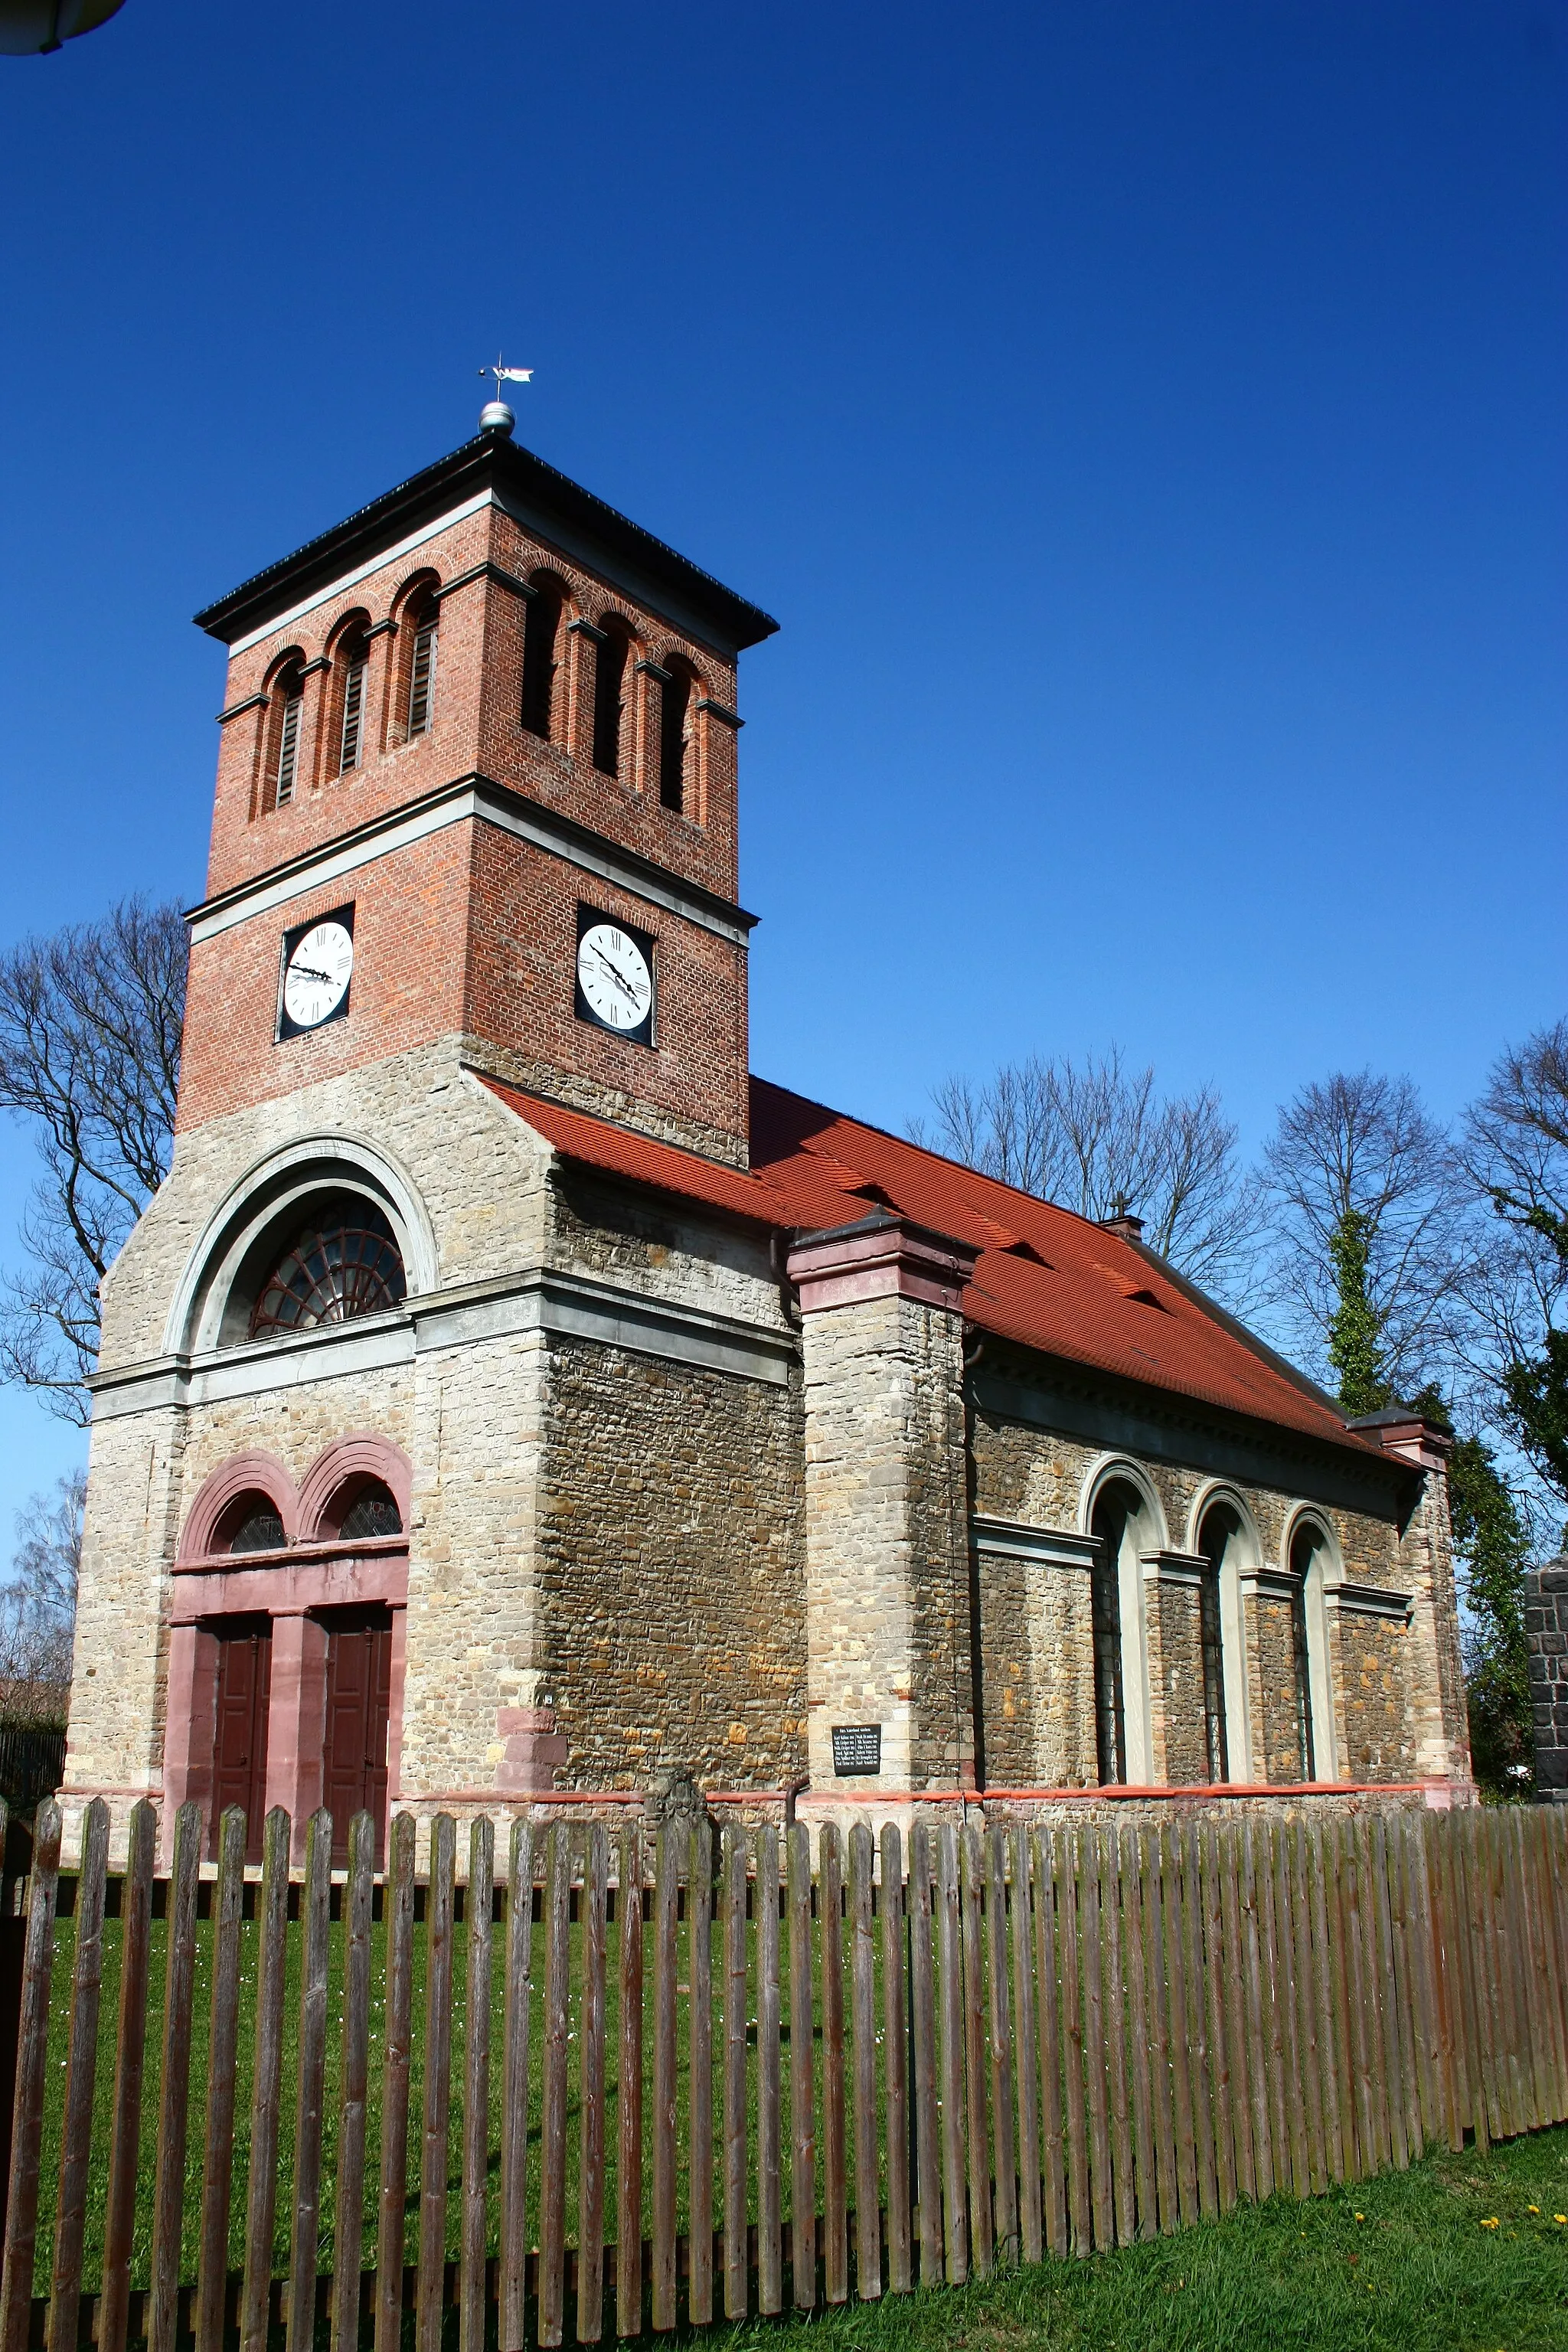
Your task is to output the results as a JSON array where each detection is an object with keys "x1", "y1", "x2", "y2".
[
  {"x1": 212, "y1": 1491, "x2": 287, "y2": 1555},
  {"x1": 1086, "y1": 1472, "x2": 1158, "y2": 1786},
  {"x1": 240, "y1": 1193, "x2": 407, "y2": 1343},
  {"x1": 319, "y1": 1476, "x2": 403, "y2": 1542}
]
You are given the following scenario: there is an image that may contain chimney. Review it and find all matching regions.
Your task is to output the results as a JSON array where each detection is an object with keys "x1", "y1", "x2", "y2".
[{"x1": 1099, "y1": 1200, "x2": 1144, "y2": 1243}]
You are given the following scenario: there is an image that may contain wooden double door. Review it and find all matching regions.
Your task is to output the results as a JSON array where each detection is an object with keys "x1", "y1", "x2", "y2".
[
  {"x1": 208, "y1": 1605, "x2": 394, "y2": 1867},
  {"x1": 320, "y1": 1605, "x2": 394, "y2": 1867}
]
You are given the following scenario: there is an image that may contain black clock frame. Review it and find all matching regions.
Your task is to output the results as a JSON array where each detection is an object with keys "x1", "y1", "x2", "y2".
[
  {"x1": 277, "y1": 903, "x2": 356, "y2": 1042},
  {"x1": 574, "y1": 905, "x2": 656, "y2": 1048}
]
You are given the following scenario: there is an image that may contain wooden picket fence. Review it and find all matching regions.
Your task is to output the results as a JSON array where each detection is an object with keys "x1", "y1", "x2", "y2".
[{"x1": 0, "y1": 1795, "x2": 1566, "y2": 2352}]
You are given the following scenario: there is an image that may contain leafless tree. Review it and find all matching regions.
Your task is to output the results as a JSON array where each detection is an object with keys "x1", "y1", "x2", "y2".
[
  {"x1": 914, "y1": 1049, "x2": 1266, "y2": 1299},
  {"x1": 1257, "y1": 1069, "x2": 1475, "y2": 1401},
  {"x1": 0, "y1": 1468, "x2": 83, "y2": 1719},
  {"x1": 0, "y1": 899, "x2": 185, "y2": 1423},
  {"x1": 1458, "y1": 1019, "x2": 1568, "y2": 1511}
]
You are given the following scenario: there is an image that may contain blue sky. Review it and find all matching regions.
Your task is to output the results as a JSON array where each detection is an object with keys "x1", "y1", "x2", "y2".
[{"x1": 0, "y1": 2, "x2": 1563, "y2": 1530}]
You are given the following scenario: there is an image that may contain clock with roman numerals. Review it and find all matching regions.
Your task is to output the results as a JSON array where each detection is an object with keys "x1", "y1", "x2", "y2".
[{"x1": 574, "y1": 908, "x2": 655, "y2": 1046}]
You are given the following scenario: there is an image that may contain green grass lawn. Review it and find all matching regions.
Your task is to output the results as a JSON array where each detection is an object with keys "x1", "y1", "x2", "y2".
[{"x1": 708, "y1": 2127, "x2": 1568, "y2": 2352}]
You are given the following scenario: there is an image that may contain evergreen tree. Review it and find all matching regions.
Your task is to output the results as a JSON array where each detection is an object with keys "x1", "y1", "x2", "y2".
[{"x1": 1327, "y1": 1209, "x2": 1391, "y2": 1416}]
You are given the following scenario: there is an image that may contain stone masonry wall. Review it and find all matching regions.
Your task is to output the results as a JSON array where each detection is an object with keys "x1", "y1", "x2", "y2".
[
  {"x1": 970, "y1": 1405, "x2": 1423, "y2": 1788},
  {"x1": 1525, "y1": 1559, "x2": 1568, "y2": 1798},
  {"x1": 798, "y1": 1289, "x2": 974, "y2": 1794},
  {"x1": 536, "y1": 1338, "x2": 806, "y2": 1788}
]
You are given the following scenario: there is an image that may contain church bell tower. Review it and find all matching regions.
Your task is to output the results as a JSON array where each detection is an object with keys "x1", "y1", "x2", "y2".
[{"x1": 184, "y1": 405, "x2": 778, "y2": 1167}]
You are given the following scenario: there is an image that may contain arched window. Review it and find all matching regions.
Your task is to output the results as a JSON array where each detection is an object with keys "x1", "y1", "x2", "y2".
[
  {"x1": 405, "y1": 593, "x2": 439, "y2": 739},
  {"x1": 248, "y1": 1194, "x2": 407, "y2": 1340},
  {"x1": 1195, "y1": 1504, "x2": 1241, "y2": 1782},
  {"x1": 1288, "y1": 1522, "x2": 1328, "y2": 1781},
  {"x1": 1086, "y1": 1471, "x2": 1159, "y2": 1785},
  {"x1": 321, "y1": 1478, "x2": 403, "y2": 1540},
  {"x1": 215, "y1": 1494, "x2": 287, "y2": 1554},
  {"x1": 268, "y1": 658, "x2": 305, "y2": 810},
  {"x1": 658, "y1": 660, "x2": 695, "y2": 812},
  {"x1": 335, "y1": 624, "x2": 371, "y2": 775},
  {"x1": 521, "y1": 574, "x2": 565, "y2": 740},
  {"x1": 591, "y1": 616, "x2": 632, "y2": 777}
]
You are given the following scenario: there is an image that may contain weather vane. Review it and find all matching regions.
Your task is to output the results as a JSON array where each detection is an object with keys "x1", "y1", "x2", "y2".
[{"x1": 480, "y1": 354, "x2": 534, "y2": 395}]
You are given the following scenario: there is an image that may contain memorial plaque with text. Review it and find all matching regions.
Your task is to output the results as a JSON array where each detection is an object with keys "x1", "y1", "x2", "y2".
[{"x1": 831, "y1": 1723, "x2": 882, "y2": 1776}]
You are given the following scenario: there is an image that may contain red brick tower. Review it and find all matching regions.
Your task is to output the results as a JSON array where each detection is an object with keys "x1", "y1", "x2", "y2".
[{"x1": 183, "y1": 410, "x2": 777, "y2": 1165}]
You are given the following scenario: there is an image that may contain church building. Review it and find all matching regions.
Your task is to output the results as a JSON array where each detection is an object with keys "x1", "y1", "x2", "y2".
[{"x1": 61, "y1": 406, "x2": 1472, "y2": 1865}]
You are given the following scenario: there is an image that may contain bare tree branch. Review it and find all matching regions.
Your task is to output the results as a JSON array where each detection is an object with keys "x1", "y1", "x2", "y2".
[
  {"x1": 0, "y1": 899, "x2": 186, "y2": 1419},
  {"x1": 1257, "y1": 1069, "x2": 1475, "y2": 1400},
  {"x1": 915, "y1": 1048, "x2": 1266, "y2": 1299},
  {"x1": 0, "y1": 1468, "x2": 83, "y2": 1717}
]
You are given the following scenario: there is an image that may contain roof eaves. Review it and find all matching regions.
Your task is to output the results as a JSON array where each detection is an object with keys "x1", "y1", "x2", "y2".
[{"x1": 194, "y1": 435, "x2": 781, "y2": 653}]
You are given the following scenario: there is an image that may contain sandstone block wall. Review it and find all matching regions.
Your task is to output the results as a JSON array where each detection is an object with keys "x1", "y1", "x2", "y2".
[
  {"x1": 970, "y1": 1402, "x2": 1432, "y2": 1788},
  {"x1": 537, "y1": 1338, "x2": 805, "y2": 1789}
]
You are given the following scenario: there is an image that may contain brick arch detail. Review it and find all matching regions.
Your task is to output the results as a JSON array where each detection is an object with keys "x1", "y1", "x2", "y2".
[
  {"x1": 179, "y1": 1451, "x2": 298, "y2": 1562},
  {"x1": 296, "y1": 1434, "x2": 413, "y2": 1544}
]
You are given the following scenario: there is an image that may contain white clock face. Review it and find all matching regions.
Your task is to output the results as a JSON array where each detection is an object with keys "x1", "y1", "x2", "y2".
[
  {"x1": 577, "y1": 921, "x2": 652, "y2": 1034},
  {"x1": 283, "y1": 920, "x2": 354, "y2": 1031}
]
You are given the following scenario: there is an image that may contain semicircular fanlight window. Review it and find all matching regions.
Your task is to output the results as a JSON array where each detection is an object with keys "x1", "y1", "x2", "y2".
[
  {"x1": 337, "y1": 1481, "x2": 403, "y2": 1540},
  {"x1": 227, "y1": 1499, "x2": 286, "y2": 1553},
  {"x1": 249, "y1": 1197, "x2": 407, "y2": 1340}
]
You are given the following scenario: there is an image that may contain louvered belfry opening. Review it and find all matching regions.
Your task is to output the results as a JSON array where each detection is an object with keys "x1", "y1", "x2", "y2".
[
  {"x1": 591, "y1": 617, "x2": 631, "y2": 776},
  {"x1": 659, "y1": 661, "x2": 693, "y2": 811},
  {"x1": 272, "y1": 667, "x2": 303, "y2": 808},
  {"x1": 521, "y1": 573, "x2": 564, "y2": 739},
  {"x1": 405, "y1": 599, "x2": 438, "y2": 738},
  {"x1": 338, "y1": 632, "x2": 370, "y2": 774}
]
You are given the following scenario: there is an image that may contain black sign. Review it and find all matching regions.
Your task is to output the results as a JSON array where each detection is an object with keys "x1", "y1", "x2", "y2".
[{"x1": 831, "y1": 1724, "x2": 882, "y2": 1777}]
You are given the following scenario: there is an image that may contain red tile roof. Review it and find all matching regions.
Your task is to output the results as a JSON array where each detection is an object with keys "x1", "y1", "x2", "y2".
[{"x1": 479, "y1": 1072, "x2": 1373, "y2": 1458}]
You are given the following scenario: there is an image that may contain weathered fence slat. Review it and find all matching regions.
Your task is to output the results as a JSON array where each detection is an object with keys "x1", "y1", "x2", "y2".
[
  {"x1": 909, "y1": 1825, "x2": 941, "y2": 2285},
  {"x1": 577, "y1": 1824, "x2": 609, "y2": 2347},
  {"x1": 1079, "y1": 1831, "x2": 1111, "y2": 2251},
  {"x1": 688, "y1": 1818, "x2": 715, "y2": 2328},
  {"x1": 98, "y1": 1802, "x2": 155, "y2": 2352},
  {"x1": 0, "y1": 1796, "x2": 60, "y2": 2352},
  {"x1": 1181, "y1": 1821, "x2": 1217, "y2": 2222},
  {"x1": 786, "y1": 1822, "x2": 815, "y2": 2311},
  {"x1": 821, "y1": 1825, "x2": 849, "y2": 2304},
  {"x1": 1099, "y1": 1830, "x2": 1133, "y2": 2244},
  {"x1": 721, "y1": 1827, "x2": 747, "y2": 2321},
  {"x1": 617, "y1": 1829, "x2": 645, "y2": 2343},
  {"x1": 1288, "y1": 1820, "x2": 1326, "y2": 2197},
  {"x1": 285, "y1": 1811, "x2": 334, "y2": 2352},
  {"x1": 461, "y1": 1817, "x2": 494, "y2": 2352},
  {"x1": 416, "y1": 1816, "x2": 456, "y2": 2352},
  {"x1": 1369, "y1": 1818, "x2": 1409, "y2": 2172},
  {"x1": 374, "y1": 1814, "x2": 417, "y2": 2352},
  {"x1": 1217, "y1": 1821, "x2": 1256, "y2": 2204},
  {"x1": 959, "y1": 1826, "x2": 993, "y2": 2277},
  {"x1": 47, "y1": 1798, "x2": 109, "y2": 2352},
  {"x1": 1142, "y1": 1826, "x2": 1178, "y2": 2234},
  {"x1": 850, "y1": 1823, "x2": 882, "y2": 2298},
  {"x1": 1008, "y1": 1826, "x2": 1043, "y2": 2266},
  {"x1": 1032, "y1": 1829, "x2": 1068, "y2": 2260},
  {"x1": 882, "y1": 1822, "x2": 913, "y2": 2292},
  {"x1": 1256, "y1": 1821, "x2": 1290, "y2": 2197},
  {"x1": 501, "y1": 1819, "x2": 536, "y2": 2352},
  {"x1": 652, "y1": 1828, "x2": 681, "y2": 2331},
  {"x1": 331, "y1": 1812, "x2": 376, "y2": 2352},
  {"x1": 1199, "y1": 1824, "x2": 1235, "y2": 2214},
  {"x1": 1241, "y1": 1821, "x2": 1276, "y2": 2198},
  {"x1": 1269, "y1": 1822, "x2": 1309, "y2": 2200},
  {"x1": 537, "y1": 1824, "x2": 570, "y2": 2352},
  {"x1": 1055, "y1": 1831, "x2": 1089, "y2": 2254},
  {"x1": 240, "y1": 1808, "x2": 291, "y2": 2352},
  {"x1": 756, "y1": 1827, "x2": 782, "y2": 2317},
  {"x1": 1161, "y1": 1827, "x2": 1198, "y2": 2231},
  {"x1": 935, "y1": 1824, "x2": 968, "y2": 2284},
  {"x1": 984, "y1": 1829, "x2": 1018, "y2": 2265},
  {"x1": 1121, "y1": 1823, "x2": 1158, "y2": 2237}
]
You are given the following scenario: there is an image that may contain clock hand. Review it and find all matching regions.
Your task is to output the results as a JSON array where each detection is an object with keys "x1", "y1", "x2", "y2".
[
  {"x1": 291, "y1": 962, "x2": 337, "y2": 986},
  {"x1": 591, "y1": 947, "x2": 639, "y2": 1002}
]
